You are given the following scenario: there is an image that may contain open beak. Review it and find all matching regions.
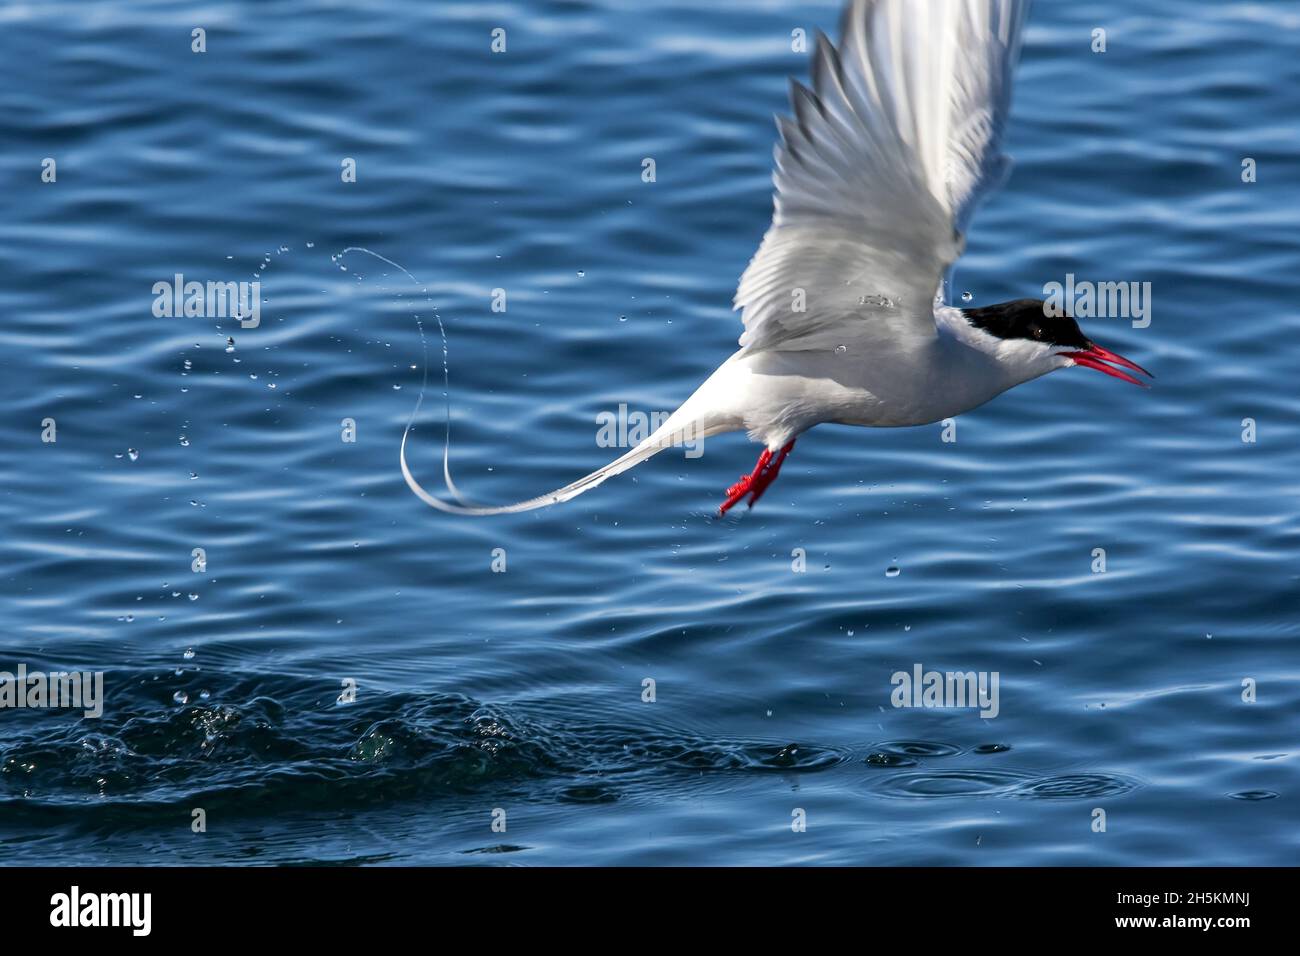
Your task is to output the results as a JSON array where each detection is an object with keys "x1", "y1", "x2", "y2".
[{"x1": 1062, "y1": 342, "x2": 1153, "y2": 388}]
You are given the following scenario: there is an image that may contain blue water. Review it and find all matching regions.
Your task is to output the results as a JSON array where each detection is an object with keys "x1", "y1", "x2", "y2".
[{"x1": 1, "y1": 0, "x2": 1297, "y2": 865}]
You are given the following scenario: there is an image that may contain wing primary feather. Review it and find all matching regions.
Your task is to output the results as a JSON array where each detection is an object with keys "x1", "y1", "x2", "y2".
[{"x1": 735, "y1": 0, "x2": 1031, "y2": 354}]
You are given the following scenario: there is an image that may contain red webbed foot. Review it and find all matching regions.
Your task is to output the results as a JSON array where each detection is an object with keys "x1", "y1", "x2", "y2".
[{"x1": 717, "y1": 440, "x2": 795, "y2": 516}]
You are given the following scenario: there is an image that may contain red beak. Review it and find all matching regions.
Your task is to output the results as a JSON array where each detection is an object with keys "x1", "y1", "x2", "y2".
[{"x1": 1062, "y1": 343, "x2": 1153, "y2": 388}]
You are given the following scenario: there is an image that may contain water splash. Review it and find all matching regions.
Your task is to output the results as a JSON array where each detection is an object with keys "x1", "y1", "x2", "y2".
[{"x1": 334, "y1": 247, "x2": 471, "y2": 510}]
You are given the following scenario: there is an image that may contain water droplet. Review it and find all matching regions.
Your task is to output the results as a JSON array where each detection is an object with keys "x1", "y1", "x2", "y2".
[
  {"x1": 618, "y1": 315, "x2": 627, "y2": 322},
  {"x1": 885, "y1": 565, "x2": 901, "y2": 577},
  {"x1": 183, "y1": 648, "x2": 195, "y2": 660},
  {"x1": 961, "y1": 291, "x2": 973, "y2": 302},
  {"x1": 179, "y1": 435, "x2": 189, "y2": 446},
  {"x1": 127, "y1": 448, "x2": 139, "y2": 462},
  {"x1": 199, "y1": 689, "x2": 211, "y2": 700},
  {"x1": 172, "y1": 691, "x2": 189, "y2": 705},
  {"x1": 187, "y1": 593, "x2": 198, "y2": 601},
  {"x1": 576, "y1": 270, "x2": 585, "y2": 277},
  {"x1": 835, "y1": 345, "x2": 848, "y2": 355},
  {"x1": 306, "y1": 242, "x2": 315, "y2": 249},
  {"x1": 183, "y1": 359, "x2": 192, "y2": 370}
]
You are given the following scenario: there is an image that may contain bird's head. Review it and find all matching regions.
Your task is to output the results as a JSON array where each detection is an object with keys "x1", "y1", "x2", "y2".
[{"x1": 961, "y1": 297, "x2": 1152, "y2": 387}]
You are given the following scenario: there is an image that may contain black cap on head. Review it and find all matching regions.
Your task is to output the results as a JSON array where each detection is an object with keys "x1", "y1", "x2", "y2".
[{"x1": 962, "y1": 298, "x2": 1089, "y2": 349}]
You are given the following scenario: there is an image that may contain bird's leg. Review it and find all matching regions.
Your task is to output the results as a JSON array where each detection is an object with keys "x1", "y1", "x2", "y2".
[
  {"x1": 745, "y1": 440, "x2": 794, "y2": 508},
  {"x1": 719, "y1": 449, "x2": 771, "y2": 515},
  {"x1": 718, "y1": 440, "x2": 796, "y2": 516}
]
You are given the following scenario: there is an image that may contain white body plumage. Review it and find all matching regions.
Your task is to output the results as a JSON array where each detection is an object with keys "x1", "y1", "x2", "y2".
[{"x1": 403, "y1": 0, "x2": 1149, "y2": 516}]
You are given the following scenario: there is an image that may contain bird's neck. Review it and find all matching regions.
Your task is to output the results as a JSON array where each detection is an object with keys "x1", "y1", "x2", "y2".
[{"x1": 934, "y1": 306, "x2": 1058, "y2": 393}]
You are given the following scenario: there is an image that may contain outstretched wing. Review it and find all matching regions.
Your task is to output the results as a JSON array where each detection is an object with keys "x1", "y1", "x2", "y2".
[{"x1": 734, "y1": 0, "x2": 1029, "y2": 353}]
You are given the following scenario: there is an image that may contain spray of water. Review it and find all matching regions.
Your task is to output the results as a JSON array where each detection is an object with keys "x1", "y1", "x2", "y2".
[{"x1": 336, "y1": 246, "x2": 474, "y2": 508}]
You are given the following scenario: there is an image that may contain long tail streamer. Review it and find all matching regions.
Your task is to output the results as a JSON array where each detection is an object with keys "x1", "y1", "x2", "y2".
[{"x1": 340, "y1": 247, "x2": 692, "y2": 516}]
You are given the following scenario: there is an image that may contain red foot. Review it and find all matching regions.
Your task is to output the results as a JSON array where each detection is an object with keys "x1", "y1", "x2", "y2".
[{"x1": 718, "y1": 440, "x2": 796, "y2": 515}]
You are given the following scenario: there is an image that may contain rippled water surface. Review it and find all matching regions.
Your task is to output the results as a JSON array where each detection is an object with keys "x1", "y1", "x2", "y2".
[{"x1": 1, "y1": 0, "x2": 1298, "y2": 865}]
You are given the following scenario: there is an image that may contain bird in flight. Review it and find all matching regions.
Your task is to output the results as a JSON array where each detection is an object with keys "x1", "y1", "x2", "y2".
[{"x1": 404, "y1": 0, "x2": 1150, "y2": 517}]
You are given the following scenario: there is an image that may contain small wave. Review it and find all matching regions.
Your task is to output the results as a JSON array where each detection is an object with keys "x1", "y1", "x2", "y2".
[
  {"x1": 871, "y1": 769, "x2": 1139, "y2": 801},
  {"x1": 871, "y1": 769, "x2": 1036, "y2": 799},
  {"x1": 0, "y1": 665, "x2": 844, "y2": 826},
  {"x1": 872, "y1": 740, "x2": 964, "y2": 758},
  {"x1": 1009, "y1": 773, "x2": 1139, "y2": 800}
]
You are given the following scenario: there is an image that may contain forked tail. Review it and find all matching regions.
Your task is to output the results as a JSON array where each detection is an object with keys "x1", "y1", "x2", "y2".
[
  {"x1": 401, "y1": 413, "x2": 721, "y2": 516},
  {"x1": 331, "y1": 245, "x2": 730, "y2": 516}
]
